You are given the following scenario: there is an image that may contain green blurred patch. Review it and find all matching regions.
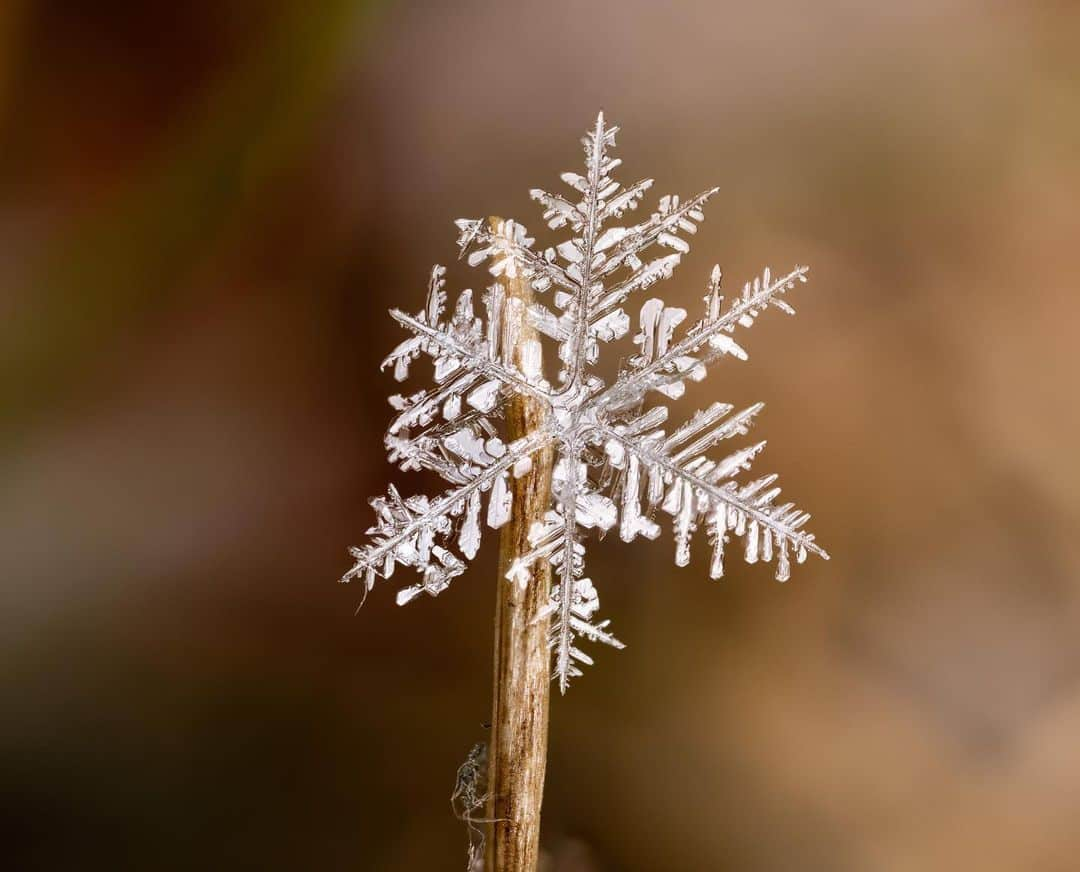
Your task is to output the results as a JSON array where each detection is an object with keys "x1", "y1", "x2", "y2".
[{"x1": 2, "y1": 0, "x2": 384, "y2": 442}]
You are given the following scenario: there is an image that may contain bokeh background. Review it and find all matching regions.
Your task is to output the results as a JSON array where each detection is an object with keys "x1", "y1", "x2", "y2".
[{"x1": 3, "y1": 1, "x2": 1080, "y2": 869}]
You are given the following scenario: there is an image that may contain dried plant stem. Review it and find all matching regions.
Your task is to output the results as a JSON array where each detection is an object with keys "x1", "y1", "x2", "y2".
[{"x1": 486, "y1": 216, "x2": 554, "y2": 872}]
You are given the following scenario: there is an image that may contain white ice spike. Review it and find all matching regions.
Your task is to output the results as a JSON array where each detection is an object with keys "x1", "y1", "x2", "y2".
[{"x1": 343, "y1": 113, "x2": 829, "y2": 691}]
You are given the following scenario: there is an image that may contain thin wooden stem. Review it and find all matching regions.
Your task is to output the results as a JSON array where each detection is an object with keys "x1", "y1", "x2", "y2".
[{"x1": 486, "y1": 216, "x2": 554, "y2": 872}]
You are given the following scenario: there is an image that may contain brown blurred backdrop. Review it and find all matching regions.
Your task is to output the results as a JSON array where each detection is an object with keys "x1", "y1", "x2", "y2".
[{"x1": 3, "y1": 1, "x2": 1080, "y2": 869}]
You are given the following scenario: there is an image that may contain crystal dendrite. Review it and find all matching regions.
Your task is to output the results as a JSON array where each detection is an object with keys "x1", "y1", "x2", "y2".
[{"x1": 343, "y1": 113, "x2": 828, "y2": 691}]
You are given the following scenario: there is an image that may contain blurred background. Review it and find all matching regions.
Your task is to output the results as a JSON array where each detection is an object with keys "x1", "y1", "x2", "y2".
[{"x1": 3, "y1": 1, "x2": 1079, "y2": 869}]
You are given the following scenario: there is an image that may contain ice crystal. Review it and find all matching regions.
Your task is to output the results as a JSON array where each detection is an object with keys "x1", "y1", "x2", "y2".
[{"x1": 343, "y1": 113, "x2": 828, "y2": 691}]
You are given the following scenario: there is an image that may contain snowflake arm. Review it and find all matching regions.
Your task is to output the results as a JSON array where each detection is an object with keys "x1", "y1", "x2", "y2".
[
  {"x1": 540, "y1": 576, "x2": 625, "y2": 692},
  {"x1": 594, "y1": 187, "x2": 719, "y2": 282},
  {"x1": 504, "y1": 444, "x2": 624, "y2": 693},
  {"x1": 595, "y1": 406, "x2": 827, "y2": 580},
  {"x1": 554, "y1": 445, "x2": 591, "y2": 690},
  {"x1": 530, "y1": 117, "x2": 720, "y2": 391},
  {"x1": 378, "y1": 267, "x2": 559, "y2": 484},
  {"x1": 557, "y1": 112, "x2": 614, "y2": 393},
  {"x1": 388, "y1": 307, "x2": 551, "y2": 404},
  {"x1": 342, "y1": 429, "x2": 554, "y2": 602},
  {"x1": 382, "y1": 266, "x2": 553, "y2": 406},
  {"x1": 455, "y1": 217, "x2": 578, "y2": 296},
  {"x1": 595, "y1": 264, "x2": 810, "y2": 415}
]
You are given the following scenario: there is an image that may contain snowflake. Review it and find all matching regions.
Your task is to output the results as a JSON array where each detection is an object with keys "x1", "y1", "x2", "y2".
[{"x1": 343, "y1": 112, "x2": 828, "y2": 691}]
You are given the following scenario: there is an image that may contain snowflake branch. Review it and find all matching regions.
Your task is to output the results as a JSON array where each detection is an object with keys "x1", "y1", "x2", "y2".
[
  {"x1": 456, "y1": 220, "x2": 579, "y2": 295},
  {"x1": 503, "y1": 442, "x2": 623, "y2": 692},
  {"x1": 384, "y1": 410, "x2": 506, "y2": 484},
  {"x1": 390, "y1": 308, "x2": 553, "y2": 404},
  {"x1": 596, "y1": 265, "x2": 811, "y2": 414},
  {"x1": 598, "y1": 423, "x2": 828, "y2": 565},
  {"x1": 555, "y1": 443, "x2": 582, "y2": 690},
  {"x1": 595, "y1": 187, "x2": 719, "y2": 280},
  {"x1": 560, "y1": 112, "x2": 611, "y2": 393},
  {"x1": 343, "y1": 429, "x2": 554, "y2": 589}
]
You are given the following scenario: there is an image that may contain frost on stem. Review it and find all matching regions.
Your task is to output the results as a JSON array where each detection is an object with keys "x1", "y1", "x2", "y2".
[{"x1": 343, "y1": 112, "x2": 829, "y2": 691}]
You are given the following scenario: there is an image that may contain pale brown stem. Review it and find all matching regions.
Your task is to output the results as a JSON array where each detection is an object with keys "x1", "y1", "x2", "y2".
[{"x1": 486, "y1": 216, "x2": 554, "y2": 872}]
